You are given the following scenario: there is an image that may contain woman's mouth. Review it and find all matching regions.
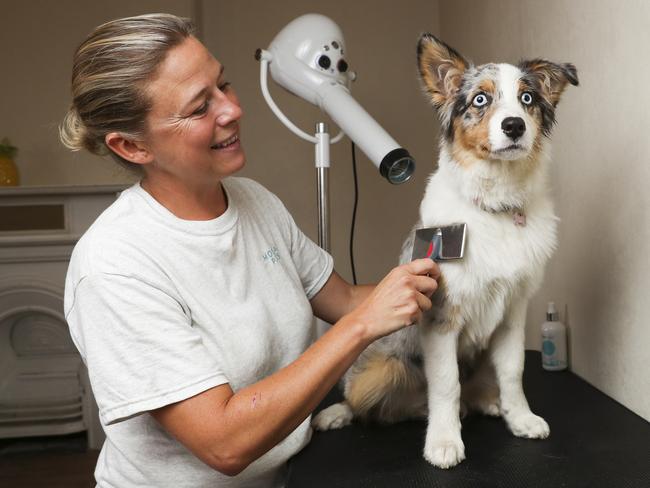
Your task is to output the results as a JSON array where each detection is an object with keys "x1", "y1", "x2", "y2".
[{"x1": 211, "y1": 134, "x2": 240, "y2": 150}]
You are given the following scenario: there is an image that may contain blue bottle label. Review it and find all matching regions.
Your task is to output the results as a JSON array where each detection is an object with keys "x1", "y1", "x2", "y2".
[{"x1": 542, "y1": 340, "x2": 556, "y2": 356}]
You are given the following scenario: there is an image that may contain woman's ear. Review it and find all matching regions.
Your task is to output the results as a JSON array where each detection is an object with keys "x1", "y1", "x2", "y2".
[{"x1": 105, "y1": 132, "x2": 154, "y2": 165}]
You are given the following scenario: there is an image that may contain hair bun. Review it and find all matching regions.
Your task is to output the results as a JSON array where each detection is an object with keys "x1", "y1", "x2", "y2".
[
  {"x1": 60, "y1": 108, "x2": 86, "y2": 152},
  {"x1": 59, "y1": 107, "x2": 108, "y2": 156}
]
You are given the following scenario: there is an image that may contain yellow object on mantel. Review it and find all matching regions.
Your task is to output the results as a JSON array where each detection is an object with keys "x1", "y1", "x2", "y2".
[{"x1": 0, "y1": 138, "x2": 19, "y2": 186}]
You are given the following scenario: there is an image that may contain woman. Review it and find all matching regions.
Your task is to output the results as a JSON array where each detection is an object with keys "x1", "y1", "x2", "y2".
[{"x1": 61, "y1": 13, "x2": 438, "y2": 487}]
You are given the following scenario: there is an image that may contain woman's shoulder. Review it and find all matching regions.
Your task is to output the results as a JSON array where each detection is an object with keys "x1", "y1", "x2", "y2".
[
  {"x1": 68, "y1": 185, "x2": 161, "y2": 277},
  {"x1": 225, "y1": 176, "x2": 274, "y2": 198},
  {"x1": 81, "y1": 184, "x2": 150, "y2": 238},
  {"x1": 225, "y1": 176, "x2": 286, "y2": 213}
]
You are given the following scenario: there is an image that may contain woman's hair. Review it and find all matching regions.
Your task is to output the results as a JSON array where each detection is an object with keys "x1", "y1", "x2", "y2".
[{"x1": 60, "y1": 13, "x2": 195, "y2": 171}]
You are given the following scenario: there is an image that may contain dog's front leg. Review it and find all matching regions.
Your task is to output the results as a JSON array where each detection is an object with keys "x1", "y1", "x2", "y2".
[
  {"x1": 420, "y1": 314, "x2": 465, "y2": 468},
  {"x1": 490, "y1": 297, "x2": 550, "y2": 439}
]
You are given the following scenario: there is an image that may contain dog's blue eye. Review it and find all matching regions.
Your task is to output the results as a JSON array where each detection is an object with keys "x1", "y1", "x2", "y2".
[
  {"x1": 521, "y1": 92, "x2": 533, "y2": 105},
  {"x1": 472, "y1": 93, "x2": 488, "y2": 107}
]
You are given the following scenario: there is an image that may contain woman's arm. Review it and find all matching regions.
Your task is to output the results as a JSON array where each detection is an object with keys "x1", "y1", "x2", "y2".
[
  {"x1": 308, "y1": 270, "x2": 375, "y2": 324},
  {"x1": 151, "y1": 258, "x2": 439, "y2": 476}
]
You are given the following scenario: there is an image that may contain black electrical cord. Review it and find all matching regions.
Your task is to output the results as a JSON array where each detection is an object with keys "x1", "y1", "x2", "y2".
[{"x1": 350, "y1": 141, "x2": 359, "y2": 285}]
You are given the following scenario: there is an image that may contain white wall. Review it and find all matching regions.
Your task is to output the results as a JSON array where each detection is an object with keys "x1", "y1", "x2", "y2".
[{"x1": 440, "y1": 0, "x2": 650, "y2": 421}]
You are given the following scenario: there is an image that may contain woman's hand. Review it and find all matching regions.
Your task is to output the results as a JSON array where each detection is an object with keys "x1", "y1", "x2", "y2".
[{"x1": 348, "y1": 258, "x2": 440, "y2": 342}]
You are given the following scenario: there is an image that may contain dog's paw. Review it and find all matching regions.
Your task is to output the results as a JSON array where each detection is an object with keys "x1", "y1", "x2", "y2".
[
  {"x1": 506, "y1": 412, "x2": 550, "y2": 439},
  {"x1": 311, "y1": 403, "x2": 354, "y2": 431},
  {"x1": 423, "y1": 434, "x2": 466, "y2": 469}
]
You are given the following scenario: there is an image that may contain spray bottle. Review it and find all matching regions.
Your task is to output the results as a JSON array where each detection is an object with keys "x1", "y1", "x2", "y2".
[{"x1": 541, "y1": 302, "x2": 567, "y2": 371}]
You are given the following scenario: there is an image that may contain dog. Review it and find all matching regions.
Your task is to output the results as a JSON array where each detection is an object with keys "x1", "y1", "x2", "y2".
[{"x1": 312, "y1": 34, "x2": 578, "y2": 469}]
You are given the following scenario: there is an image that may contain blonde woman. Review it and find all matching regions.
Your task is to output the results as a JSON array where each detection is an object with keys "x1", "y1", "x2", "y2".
[{"x1": 61, "y1": 13, "x2": 438, "y2": 487}]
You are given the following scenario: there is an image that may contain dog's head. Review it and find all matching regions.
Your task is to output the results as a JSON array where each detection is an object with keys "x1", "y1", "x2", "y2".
[{"x1": 417, "y1": 34, "x2": 578, "y2": 163}]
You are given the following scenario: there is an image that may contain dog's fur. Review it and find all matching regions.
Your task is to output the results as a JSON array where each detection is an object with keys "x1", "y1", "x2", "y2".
[{"x1": 312, "y1": 35, "x2": 578, "y2": 468}]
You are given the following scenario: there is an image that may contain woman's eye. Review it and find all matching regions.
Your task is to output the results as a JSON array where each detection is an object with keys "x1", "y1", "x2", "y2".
[
  {"x1": 190, "y1": 82, "x2": 232, "y2": 116},
  {"x1": 472, "y1": 93, "x2": 489, "y2": 107},
  {"x1": 192, "y1": 102, "x2": 209, "y2": 116},
  {"x1": 521, "y1": 92, "x2": 533, "y2": 105}
]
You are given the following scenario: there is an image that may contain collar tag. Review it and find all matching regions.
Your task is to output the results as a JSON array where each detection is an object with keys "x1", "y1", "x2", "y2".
[{"x1": 513, "y1": 211, "x2": 527, "y2": 226}]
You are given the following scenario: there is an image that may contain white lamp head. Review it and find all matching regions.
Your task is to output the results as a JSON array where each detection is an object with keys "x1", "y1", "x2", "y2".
[
  {"x1": 267, "y1": 14, "x2": 354, "y2": 106},
  {"x1": 257, "y1": 14, "x2": 415, "y2": 184}
]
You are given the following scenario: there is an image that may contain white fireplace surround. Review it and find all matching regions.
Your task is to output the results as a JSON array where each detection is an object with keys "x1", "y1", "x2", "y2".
[
  {"x1": 0, "y1": 184, "x2": 125, "y2": 450},
  {"x1": 0, "y1": 277, "x2": 90, "y2": 438}
]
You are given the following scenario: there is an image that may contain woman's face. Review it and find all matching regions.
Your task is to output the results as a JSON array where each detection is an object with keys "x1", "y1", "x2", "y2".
[{"x1": 142, "y1": 36, "x2": 245, "y2": 185}]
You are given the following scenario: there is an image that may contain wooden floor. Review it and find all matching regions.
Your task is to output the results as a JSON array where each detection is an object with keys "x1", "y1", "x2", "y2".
[{"x1": 0, "y1": 433, "x2": 99, "y2": 488}]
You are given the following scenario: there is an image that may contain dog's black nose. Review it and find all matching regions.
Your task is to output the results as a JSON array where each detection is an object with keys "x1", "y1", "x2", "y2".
[{"x1": 502, "y1": 117, "x2": 526, "y2": 140}]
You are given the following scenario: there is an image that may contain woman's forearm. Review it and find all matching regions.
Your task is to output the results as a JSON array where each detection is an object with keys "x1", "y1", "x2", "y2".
[{"x1": 348, "y1": 284, "x2": 375, "y2": 313}]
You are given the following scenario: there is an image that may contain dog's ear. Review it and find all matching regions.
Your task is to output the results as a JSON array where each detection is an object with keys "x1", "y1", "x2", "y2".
[
  {"x1": 417, "y1": 34, "x2": 469, "y2": 109},
  {"x1": 519, "y1": 59, "x2": 579, "y2": 106}
]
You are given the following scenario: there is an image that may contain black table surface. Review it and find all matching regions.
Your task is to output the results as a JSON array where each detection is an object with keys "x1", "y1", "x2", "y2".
[{"x1": 287, "y1": 351, "x2": 649, "y2": 488}]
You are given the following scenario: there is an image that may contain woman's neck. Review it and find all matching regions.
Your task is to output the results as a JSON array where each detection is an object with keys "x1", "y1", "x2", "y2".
[{"x1": 140, "y1": 174, "x2": 228, "y2": 221}]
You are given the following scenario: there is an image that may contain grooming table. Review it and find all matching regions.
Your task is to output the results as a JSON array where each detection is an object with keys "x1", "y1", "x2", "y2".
[{"x1": 287, "y1": 351, "x2": 649, "y2": 487}]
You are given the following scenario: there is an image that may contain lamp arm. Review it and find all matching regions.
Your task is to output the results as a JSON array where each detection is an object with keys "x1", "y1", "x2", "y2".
[
  {"x1": 258, "y1": 50, "x2": 344, "y2": 144},
  {"x1": 330, "y1": 130, "x2": 345, "y2": 144}
]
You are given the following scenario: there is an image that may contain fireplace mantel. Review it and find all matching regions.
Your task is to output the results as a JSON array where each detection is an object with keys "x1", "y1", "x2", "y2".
[
  {"x1": 0, "y1": 184, "x2": 127, "y2": 264},
  {"x1": 0, "y1": 184, "x2": 126, "y2": 196}
]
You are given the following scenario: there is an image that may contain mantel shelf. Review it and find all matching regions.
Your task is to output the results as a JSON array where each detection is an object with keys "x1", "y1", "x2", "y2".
[{"x1": 0, "y1": 184, "x2": 127, "y2": 197}]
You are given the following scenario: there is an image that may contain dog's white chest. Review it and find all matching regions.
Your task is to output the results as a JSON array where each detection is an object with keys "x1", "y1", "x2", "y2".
[
  {"x1": 418, "y1": 168, "x2": 558, "y2": 350},
  {"x1": 420, "y1": 165, "x2": 557, "y2": 287}
]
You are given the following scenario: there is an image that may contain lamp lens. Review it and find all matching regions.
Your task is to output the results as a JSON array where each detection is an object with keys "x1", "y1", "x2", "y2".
[{"x1": 388, "y1": 157, "x2": 415, "y2": 184}]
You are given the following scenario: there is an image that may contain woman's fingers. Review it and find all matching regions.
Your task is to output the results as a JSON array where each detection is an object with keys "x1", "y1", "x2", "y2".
[
  {"x1": 415, "y1": 290, "x2": 433, "y2": 313},
  {"x1": 413, "y1": 274, "x2": 438, "y2": 297},
  {"x1": 405, "y1": 258, "x2": 439, "y2": 278},
  {"x1": 351, "y1": 258, "x2": 442, "y2": 341}
]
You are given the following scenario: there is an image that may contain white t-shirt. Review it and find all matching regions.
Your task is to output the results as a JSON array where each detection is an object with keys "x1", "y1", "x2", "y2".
[{"x1": 64, "y1": 177, "x2": 333, "y2": 487}]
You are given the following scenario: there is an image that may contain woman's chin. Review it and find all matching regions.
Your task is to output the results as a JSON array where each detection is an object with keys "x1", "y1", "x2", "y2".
[{"x1": 216, "y1": 150, "x2": 246, "y2": 178}]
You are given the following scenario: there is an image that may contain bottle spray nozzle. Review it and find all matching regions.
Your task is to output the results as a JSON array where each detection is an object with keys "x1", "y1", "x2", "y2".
[{"x1": 547, "y1": 302, "x2": 559, "y2": 321}]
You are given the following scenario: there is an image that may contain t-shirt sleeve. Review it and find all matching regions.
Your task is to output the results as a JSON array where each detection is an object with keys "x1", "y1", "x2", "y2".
[
  {"x1": 271, "y1": 197, "x2": 334, "y2": 299},
  {"x1": 286, "y1": 215, "x2": 334, "y2": 299},
  {"x1": 65, "y1": 272, "x2": 228, "y2": 425}
]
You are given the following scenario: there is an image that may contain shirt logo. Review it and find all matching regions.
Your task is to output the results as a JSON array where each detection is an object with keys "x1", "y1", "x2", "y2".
[{"x1": 262, "y1": 246, "x2": 280, "y2": 264}]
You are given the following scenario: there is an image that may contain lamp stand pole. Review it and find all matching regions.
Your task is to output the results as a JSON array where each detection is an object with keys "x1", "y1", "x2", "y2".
[
  {"x1": 315, "y1": 122, "x2": 331, "y2": 253},
  {"x1": 314, "y1": 122, "x2": 332, "y2": 337}
]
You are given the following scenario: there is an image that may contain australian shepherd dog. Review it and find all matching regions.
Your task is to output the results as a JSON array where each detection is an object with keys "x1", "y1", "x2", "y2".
[{"x1": 313, "y1": 34, "x2": 578, "y2": 468}]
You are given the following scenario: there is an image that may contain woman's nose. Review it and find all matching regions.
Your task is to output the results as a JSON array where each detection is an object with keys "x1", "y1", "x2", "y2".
[{"x1": 215, "y1": 90, "x2": 242, "y2": 126}]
